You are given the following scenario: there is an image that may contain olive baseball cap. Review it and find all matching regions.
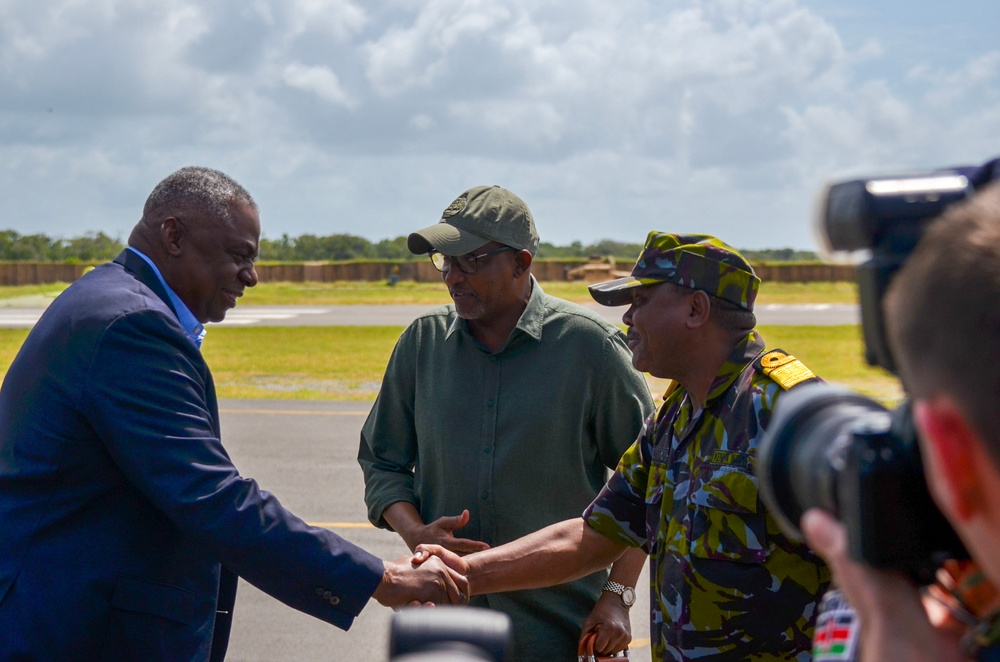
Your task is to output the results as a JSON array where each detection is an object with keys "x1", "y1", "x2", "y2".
[
  {"x1": 407, "y1": 185, "x2": 539, "y2": 256},
  {"x1": 589, "y1": 232, "x2": 760, "y2": 310}
]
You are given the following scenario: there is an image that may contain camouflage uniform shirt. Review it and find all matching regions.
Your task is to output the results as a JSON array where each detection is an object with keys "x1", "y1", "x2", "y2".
[{"x1": 585, "y1": 330, "x2": 830, "y2": 661}]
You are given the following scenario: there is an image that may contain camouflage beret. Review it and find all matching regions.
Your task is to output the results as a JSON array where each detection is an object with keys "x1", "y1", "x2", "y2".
[{"x1": 589, "y1": 232, "x2": 760, "y2": 310}]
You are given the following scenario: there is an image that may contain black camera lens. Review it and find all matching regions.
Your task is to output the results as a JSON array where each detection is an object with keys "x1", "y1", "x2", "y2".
[
  {"x1": 757, "y1": 382, "x2": 890, "y2": 542},
  {"x1": 757, "y1": 382, "x2": 966, "y2": 578}
]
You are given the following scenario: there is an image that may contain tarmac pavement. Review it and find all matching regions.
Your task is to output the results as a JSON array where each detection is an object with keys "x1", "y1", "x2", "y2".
[{"x1": 219, "y1": 399, "x2": 653, "y2": 662}]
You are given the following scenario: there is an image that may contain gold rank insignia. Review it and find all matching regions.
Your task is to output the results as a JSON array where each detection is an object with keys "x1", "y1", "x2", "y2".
[
  {"x1": 660, "y1": 379, "x2": 680, "y2": 401},
  {"x1": 756, "y1": 349, "x2": 818, "y2": 390}
]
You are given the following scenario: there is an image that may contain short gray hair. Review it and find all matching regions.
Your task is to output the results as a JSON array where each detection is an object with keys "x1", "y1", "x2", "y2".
[{"x1": 142, "y1": 166, "x2": 257, "y2": 225}]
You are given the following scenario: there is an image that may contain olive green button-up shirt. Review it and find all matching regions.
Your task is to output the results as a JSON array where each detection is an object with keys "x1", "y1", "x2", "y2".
[{"x1": 359, "y1": 278, "x2": 654, "y2": 661}]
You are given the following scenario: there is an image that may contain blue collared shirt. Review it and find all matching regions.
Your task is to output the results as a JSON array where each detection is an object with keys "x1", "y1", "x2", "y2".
[{"x1": 126, "y1": 247, "x2": 206, "y2": 349}]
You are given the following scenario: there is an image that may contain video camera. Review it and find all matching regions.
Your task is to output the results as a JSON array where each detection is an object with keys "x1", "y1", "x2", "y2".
[
  {"x1": 757, "y1": 158, "x2": 999, "y2": 582},
  {"x1": 388, "y1": 606, "x2": 511, "y2": 662}
]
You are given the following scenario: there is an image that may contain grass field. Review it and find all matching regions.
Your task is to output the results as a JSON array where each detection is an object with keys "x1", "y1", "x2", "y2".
[
  {"x1": 203, "y1": 324, "x2": 900, "y2": 404},
  {"x1": 0, "y1": 279, "x2": 860, "y2": 306},
  {"x1": 0, "y1": 324, "x2": 897, "y2": 403},
  {"x1": 0, "y1": 280, "x2": 897, "y2": 404},
  {"x1": 0, "y1": 283, "x2": 71, "y2": 303}
]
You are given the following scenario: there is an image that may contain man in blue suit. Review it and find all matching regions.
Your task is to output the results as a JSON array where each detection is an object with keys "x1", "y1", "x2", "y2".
[{"x1": 0, "y1": 166, "x2": 468, "y2": 661}]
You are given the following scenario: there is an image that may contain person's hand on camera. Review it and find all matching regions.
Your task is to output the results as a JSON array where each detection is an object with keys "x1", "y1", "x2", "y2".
[
  {"x1": 801, "y1": 508, "x2": 965, "y2": 662},
  {"x1": 374, "y1": 551, "x2": 470, "y2": 609},
  {"x1": 579, "y1": 593, "x2": 632, "y2": 656}
]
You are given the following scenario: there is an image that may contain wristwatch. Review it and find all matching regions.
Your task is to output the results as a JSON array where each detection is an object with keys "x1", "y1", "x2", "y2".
[{"x1": 602, "y1": 580, "x2": 636, "y2": 607}]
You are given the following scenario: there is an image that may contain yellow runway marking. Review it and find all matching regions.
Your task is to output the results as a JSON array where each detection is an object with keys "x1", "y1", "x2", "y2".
[{"x1": 219, "y1": 409, "x2": 367, "y2": 416}]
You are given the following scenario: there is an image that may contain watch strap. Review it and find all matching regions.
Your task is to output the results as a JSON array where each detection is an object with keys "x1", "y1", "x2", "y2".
[{"x1": 603, "y1": 580, "x2": 635, "y2": 606}]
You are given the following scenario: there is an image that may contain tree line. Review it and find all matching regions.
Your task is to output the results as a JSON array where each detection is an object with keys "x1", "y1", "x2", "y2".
[{"x1": 0, "y1": 229, "x2": 816, "y2": 263}]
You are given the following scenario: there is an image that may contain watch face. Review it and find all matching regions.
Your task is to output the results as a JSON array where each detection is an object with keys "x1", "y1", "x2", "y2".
[{"x1": 622, "y1": 587, "x2": 636, "y2": 606}]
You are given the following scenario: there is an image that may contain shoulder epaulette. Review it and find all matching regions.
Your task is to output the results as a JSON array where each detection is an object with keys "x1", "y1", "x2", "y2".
[
  {"x1": 755, "y1": 349, "x2": 819, "y2": 390},
  {"x1": 660, "y1": 379, "x2": 681, "y2": 401}
]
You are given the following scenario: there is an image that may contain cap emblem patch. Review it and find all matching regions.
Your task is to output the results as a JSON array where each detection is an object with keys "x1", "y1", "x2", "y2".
[{"x1": 442, "y1": 197, "x2": 467, "y2": 218}]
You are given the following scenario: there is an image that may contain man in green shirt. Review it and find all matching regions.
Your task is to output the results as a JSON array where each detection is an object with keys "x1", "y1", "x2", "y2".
[{"x1": 358, "y1": 185, "x2": 654, "y2": 661}]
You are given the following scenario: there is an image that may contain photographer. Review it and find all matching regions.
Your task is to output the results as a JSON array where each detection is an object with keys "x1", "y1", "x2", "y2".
[{"x1": 802, "y1": 181, "x2": 1000, "y2": 661}]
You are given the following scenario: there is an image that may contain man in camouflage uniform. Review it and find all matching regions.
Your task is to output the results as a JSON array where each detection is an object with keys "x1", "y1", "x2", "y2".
[
  {"x1": 585, "y1": 232, "x2": 831, "y2": 659},
  {"x1": 420, "y1": 232, "x2": 830, "y2": 661}
]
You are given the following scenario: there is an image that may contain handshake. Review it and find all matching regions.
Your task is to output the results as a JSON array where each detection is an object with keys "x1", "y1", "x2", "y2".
[{"x1": 372, "y1": 545, "x2": 471, "y2": 608}]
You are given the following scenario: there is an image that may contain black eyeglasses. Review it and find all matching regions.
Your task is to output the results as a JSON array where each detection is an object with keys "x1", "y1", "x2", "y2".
[{"x1": 429, "y1": 246, "x2": 514, "y2": 274}]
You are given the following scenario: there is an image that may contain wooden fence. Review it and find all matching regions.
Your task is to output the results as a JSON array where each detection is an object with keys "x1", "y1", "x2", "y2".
[
  {"x1": 0, "y1": 263, "x2": 92, "y2": 286},
  {"x1": 0, "y1": 260, "x2": 857, "y2": 286},
  {"x1": 250, "y1": 261, "x2": 857, "y2": 284}
]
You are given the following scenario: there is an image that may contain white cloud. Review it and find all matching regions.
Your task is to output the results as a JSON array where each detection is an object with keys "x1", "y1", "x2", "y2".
[
  {"x1": 283, "y1": 62, "x2": 357, "y2": 107},
  {"x1": 909, "y1": 51, "x2": 1000, "y2": 108},
  {"x1": 363, "y1": 1, "x2": 515, "y2": 97},
  {"x1": 0, "y1": 0, "x2": 996, "y2": 249},
  {"x1": 409, "y1": 113, "x2": 435, "y2": 131},
  {"x1": 286, "y1": 0, "x2": 366, "y2": 41},
  {"x1": 448, "y1": 100, "x2": 564, "y2": 146}
]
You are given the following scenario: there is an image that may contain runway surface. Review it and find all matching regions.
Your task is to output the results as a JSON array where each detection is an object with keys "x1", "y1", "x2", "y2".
[{"x1": 219, "y1": 399, "x2": 654, "y2": 661}]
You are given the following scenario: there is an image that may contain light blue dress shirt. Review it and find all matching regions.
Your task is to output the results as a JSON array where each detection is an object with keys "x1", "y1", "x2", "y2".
[{"x1": 126, "y1": 247, "x2": 206, "y2": 349}]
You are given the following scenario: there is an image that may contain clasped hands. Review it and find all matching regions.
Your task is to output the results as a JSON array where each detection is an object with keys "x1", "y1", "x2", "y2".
[
  {"x1": 372, "y1": 507, "x2": 484, "y2": 608},
  {"x1": 390, "y1": 509, "x2": 633, "y2": 656},
  {"x1": 373, "y1": 545, "x2": 469, "y2": 609},
  {"x1": 371, "y1": 507, "x2": 485, "y2": 608}
]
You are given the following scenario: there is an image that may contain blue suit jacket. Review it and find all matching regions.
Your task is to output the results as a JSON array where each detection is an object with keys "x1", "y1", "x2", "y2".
[{"x1": 0, "y1": 250, "x2": 384, "y2": 660}]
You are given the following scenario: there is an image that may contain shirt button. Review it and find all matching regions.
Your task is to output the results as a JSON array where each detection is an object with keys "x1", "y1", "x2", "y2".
[
  {"x1": 483, "y1": 446, "x2": 491, "y2": 453},
  {"x1": 481, "y1": 491, "x2": 489, "y2": 500},
  {"x1": 487, "y1": 400, "x2": 494, "y2": 407},
  {"x1": 490, "y1": 356, "x2": 498, "y2": 363}
]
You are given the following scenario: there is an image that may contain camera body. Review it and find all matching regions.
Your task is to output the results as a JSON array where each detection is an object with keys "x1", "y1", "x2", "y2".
[
  {"x1": 821, "y1": 172, "x2": 973, "y2": 373},
  {"x1": 758, "y1": 160, "x2": 1000, "y2": 579}
]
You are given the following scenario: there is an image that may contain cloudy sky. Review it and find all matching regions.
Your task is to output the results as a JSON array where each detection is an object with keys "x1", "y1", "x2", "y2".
[{"x1": 1, "y1": 0, "x2": 997, "y2": 250}]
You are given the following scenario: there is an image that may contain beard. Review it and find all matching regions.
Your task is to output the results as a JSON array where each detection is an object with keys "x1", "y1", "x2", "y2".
[{"x1": 454, "y1": 298, "x2": 486, "y2": 320}]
